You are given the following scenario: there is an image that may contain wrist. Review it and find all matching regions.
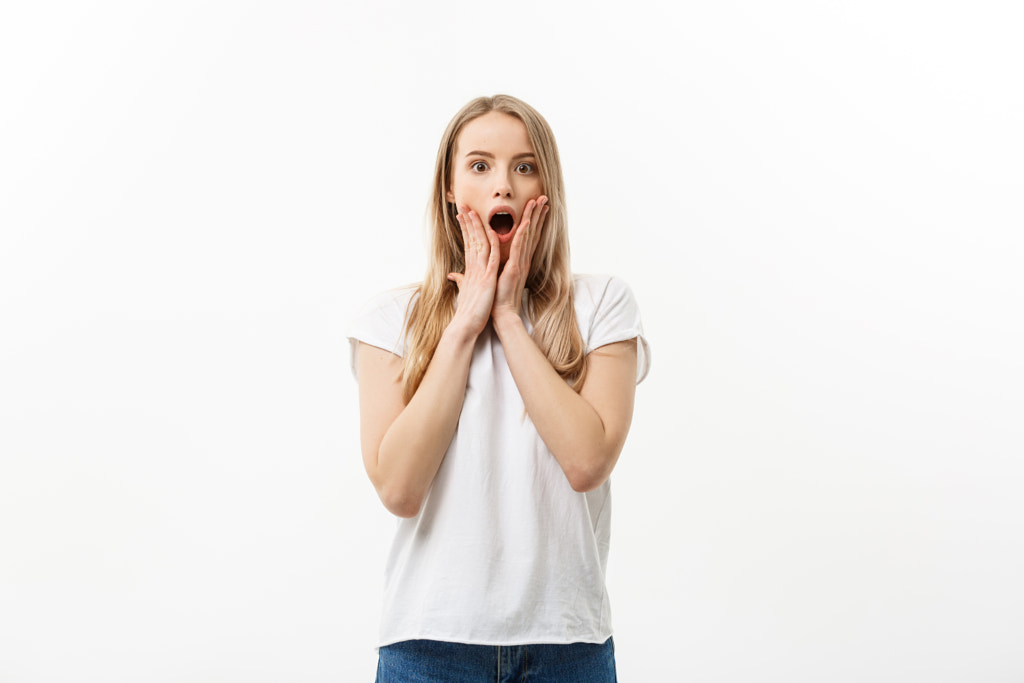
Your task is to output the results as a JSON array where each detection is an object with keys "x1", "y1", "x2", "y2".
[
  {"x1": 491, "y1": 308, "x2": 525, "y2": 336},
  {"x1": 443, "y1": 315, "x2": 483, "y2": 347}
]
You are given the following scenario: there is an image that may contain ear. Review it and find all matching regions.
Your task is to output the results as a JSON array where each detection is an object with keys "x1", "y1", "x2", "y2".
[{"x1": 445, "y1": 188, "x2": 455, "y2": 203}]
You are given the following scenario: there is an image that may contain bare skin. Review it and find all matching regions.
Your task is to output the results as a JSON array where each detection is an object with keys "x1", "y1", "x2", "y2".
[
  {"x1": 357, "y1": 115, "x2": 637, "y2": 517},
  {"x1": 358, "y1": 196, "x2": 638, "y2": 517}
]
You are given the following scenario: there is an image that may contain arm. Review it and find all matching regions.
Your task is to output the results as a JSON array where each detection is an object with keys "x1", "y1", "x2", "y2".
[
  {"x1": 492, "y1": 315, "x2": 638, "y2": 492},
  {"x1": 490, "y1": 197, "x2": 638, "y2": 491},
  {"x1": 357, "y1": 325, "x2": 477, "y2": 518},
  {"x1": 357, "y1": 205, "x2": 500, "y2": 517}
]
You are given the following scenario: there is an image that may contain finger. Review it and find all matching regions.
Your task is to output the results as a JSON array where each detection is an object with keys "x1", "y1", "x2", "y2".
[
  {"x1": 469, "y1": 209, "x2": 489, "y2": 246},
  {"x1": 532, "y1": 196, "x2": 548, "y2": 241},
  {"x1": 456, "y1": 208, "x2": 471, "y2": 257},
  {"x1": 465, "y1": 209, "x2": 491, "y2": 267},
  {"x1": 527, "y1": 197, "x2": 548, "y2": 248},
  {"x1": 530, "y1": 204, "x2": 549, "y2": 260},
  {"x1": 510, "y1": 199, "x2": 536, "y2": 256},
  {"x1": 516, "y1": 198, "x2": 544, "y2": 265},
  {"x1": 485, "y1": 221, "x2": 501, "y2": 275},
  {"x1": 447, "y1": 272, "x2": 463, "y2": 286},
  {"x1": 526, "y1": 196, "x2": 546, "y2": 235},
  {"x1": 460, "y1": 207, "x2": 489, "y2": 270},
  {"x1": 503, "y1": 208, "x2": 528, "y2": 274}
]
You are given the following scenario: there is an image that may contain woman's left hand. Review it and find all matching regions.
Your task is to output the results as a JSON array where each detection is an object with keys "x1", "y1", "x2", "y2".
[{"x1": 492, "y1": 196, "x2": 549, "y2": 324}]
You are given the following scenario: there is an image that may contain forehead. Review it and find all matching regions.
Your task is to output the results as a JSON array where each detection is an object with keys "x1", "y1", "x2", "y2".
[{"x1": 455, "y1": 111, "x2": 534, "y2": 156}]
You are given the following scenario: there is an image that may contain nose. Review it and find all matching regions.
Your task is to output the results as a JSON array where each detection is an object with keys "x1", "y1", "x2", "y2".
[{"x1": 492, "y1": 170, "x2": 513, "y2": 198}]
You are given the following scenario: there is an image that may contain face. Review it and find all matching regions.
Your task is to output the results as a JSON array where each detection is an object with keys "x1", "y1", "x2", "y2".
[{"x1": 445, "y1": 111, "x2": 544, "y2": 264}]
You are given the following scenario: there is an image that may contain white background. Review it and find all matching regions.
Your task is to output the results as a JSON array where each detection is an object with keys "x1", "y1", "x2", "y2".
[{"x1": 2, "y1": 1, "x2": 1022, "y2": 681}]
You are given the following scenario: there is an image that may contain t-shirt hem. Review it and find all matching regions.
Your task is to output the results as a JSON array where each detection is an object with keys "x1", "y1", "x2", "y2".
[
  {"x1": 587, "y1": 327, "x2": 651, "y2": 384},
  {"x1": 587, "y1": 327, "x2": 644, "y2": 352},
  {"x1": 377, "y1": 629, "x2": 614, "y2": 650},
  {"x1": 347, "y1": 335, "x2": 404, "y2": 380},
  {"x1": 348, "y1": 334, "x2": 404, "y2": 357}
]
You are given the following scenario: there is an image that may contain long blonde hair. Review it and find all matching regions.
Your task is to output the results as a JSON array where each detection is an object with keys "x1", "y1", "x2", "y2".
[{"x1": 401, "y1": 94, "x2": 587, "y2": 403}]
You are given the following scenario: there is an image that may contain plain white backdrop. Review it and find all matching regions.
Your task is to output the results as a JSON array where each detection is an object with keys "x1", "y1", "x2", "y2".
[{"x1": 2, "y1": 1, "x2": 1022, "y2": 681}]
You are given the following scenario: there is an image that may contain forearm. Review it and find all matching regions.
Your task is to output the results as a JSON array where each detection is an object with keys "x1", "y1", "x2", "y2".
[
  {"x1": 492, "y1": 312, "x2": 621, "y2": 491},
  {"x1": 373, "y1": 321, "x2": 477, "y2": 515}
]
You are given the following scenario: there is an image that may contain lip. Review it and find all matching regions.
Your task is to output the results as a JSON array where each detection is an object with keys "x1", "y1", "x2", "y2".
[
  {"x1": 487, "y1": 205, "x2": 517, "y2": 225},
  {"x1": 487, "y1": 205, "x2": 518, "y2": 243}
]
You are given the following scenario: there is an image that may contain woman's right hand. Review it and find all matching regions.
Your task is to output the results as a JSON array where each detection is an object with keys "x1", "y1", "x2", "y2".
[{"x1": 447, "y1": 205, "x2": 500, "y2": 337}]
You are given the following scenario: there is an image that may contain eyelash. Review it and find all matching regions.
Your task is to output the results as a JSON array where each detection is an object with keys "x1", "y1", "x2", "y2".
[{"x1": 470, "y1": 161, "x2": 536, "y2": 174}]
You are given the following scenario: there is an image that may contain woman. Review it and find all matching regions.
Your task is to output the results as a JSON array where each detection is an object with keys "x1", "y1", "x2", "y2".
[{"x1": 349, "y1": 94, "x2": 650, "y2": 682}]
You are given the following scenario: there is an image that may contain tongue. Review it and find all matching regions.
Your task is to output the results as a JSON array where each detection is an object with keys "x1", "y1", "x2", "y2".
[{"x1": 489, "y1": 213, "x2": 514, "y2": 235}]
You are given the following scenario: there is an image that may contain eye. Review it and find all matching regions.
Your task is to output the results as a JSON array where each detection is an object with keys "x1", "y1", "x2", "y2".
[
  {"x1": 471, "y1": 161, "x2": 488, "y2": 172},
  {"x1": 516, "y1": 162, "x2": 535, "y2": 174}
]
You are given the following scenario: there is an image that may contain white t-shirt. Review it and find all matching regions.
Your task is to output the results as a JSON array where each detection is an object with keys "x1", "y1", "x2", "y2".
[{"x1": 348, "y1": 274, "x2": 650, "y2": 647}]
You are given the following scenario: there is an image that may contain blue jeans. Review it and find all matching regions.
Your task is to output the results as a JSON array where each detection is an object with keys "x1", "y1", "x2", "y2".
[{"x1": 375, "y1": 637, "x2": 617, "y2": 682}]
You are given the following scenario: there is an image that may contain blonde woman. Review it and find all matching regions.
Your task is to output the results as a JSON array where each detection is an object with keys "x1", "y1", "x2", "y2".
[{"x1": 349, "y1": 95, "x2": 650, "y2": 682}]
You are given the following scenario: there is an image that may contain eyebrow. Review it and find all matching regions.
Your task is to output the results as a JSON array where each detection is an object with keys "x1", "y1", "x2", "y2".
[{"x1": 464, "y1": 150, "x2": 536, "y2": 160}]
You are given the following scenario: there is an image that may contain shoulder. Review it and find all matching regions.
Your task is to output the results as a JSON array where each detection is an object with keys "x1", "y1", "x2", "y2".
[
  {"x1": 572, "y1": 273, "x2": 650, "y2": 383},
  {"x1": 355, "y1": 284, "x2": 420, "y2": 318},
  {"x1": 347, "y1": 284, "x2": 421, "y2": 358},
  {"x1": 572, "y1": 273, "x2": 639, "y2": 317}
]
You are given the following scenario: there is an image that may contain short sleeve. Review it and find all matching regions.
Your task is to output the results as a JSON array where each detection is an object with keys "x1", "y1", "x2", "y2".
[
  {"x1": 576, "y1": 275, "x2": 651, "y2": 384},
  {"x1": 346, "y1": 287, "x2": 416, "y2": 381}
]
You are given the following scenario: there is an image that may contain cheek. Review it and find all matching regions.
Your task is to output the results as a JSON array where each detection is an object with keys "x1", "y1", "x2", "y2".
[{"x1": 453, "y1": 177, "x2": 482, "y2": 201}]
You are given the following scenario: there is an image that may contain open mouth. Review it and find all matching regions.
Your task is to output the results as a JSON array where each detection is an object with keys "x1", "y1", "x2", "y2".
[{"x1": 489, "y1": 212, "x2": 514, "y2": 235}]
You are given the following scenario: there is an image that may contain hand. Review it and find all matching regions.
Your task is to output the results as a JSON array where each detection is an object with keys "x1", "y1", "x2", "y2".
[
  {"x1": 447, "y1": 205, "x2": 500, "y2": 337},
  {"x1": 493, "y1": 196, "x2": 549, "y2": 324}
]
